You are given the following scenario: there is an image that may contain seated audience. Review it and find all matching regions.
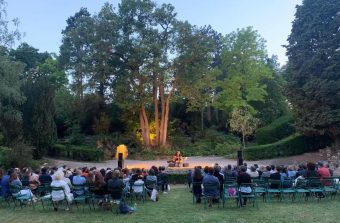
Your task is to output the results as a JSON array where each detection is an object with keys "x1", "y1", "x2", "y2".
[
  {"x1": 51, "y1": 171, "x2": 73, "y2": 211},
  {"x1": 202, "y1": 167, "x2": 220, "y2": 207},
  {"x1": 237, "y1": 165, "x2": 252, "y2": 207}
]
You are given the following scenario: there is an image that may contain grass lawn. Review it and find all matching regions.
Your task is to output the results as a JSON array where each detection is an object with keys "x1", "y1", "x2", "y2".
[{"x1": 0, "y1": 186, "x2": 339, "y2": 223}]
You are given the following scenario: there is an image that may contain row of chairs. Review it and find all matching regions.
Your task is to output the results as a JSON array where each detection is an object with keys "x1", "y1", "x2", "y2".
[
  {"x1": 193, "y1": 177, "x2": 340, "y2": 208},
  {"x1": 0, "y1": 179, "x2": 159, "y2": 212}
]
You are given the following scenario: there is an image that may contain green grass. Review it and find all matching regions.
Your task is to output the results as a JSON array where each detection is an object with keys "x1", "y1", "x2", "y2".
[{"x1": 0, "y1": 186, "x2": 340, "y2": 223}]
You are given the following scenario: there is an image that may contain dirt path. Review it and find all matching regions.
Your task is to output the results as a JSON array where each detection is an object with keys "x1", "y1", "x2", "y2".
[{"x1": 47, "y1": 149, "x2": 332, "y2": 170}]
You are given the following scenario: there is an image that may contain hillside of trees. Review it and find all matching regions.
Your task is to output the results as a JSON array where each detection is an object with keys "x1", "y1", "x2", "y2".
[{"x1": 0, "y1": 0, "x2": 339, "y2": 167}]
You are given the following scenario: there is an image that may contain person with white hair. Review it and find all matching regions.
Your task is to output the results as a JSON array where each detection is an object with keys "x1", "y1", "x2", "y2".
[{"x1": 51, "y1": 171, "x2": 73, "y2": 210}]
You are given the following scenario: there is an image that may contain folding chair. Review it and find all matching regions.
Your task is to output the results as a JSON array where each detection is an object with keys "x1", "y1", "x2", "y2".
[{"x1": 50, "y1": 186, "x2": 71, "y2": 211}]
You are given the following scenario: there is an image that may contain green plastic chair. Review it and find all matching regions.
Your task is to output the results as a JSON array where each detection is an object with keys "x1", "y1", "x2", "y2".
[
  {"x1": 266, "y1": 180, "x2": 281, "y2": 202},
  {"x1": 202, "y1": 183, "x2": 220, "y2": 208},
  {"x1": 0, "y1": 185, "x2": 11, "y2": 207},
  {"x1": 130, "y1": 182, "x2": 146, "y2": 204},
  {"x1": 238, "y1": 183, "x2": 257, "y2": 208},
  {"x1": 9, "y1": 184, "x2": 35, "y2": 210},
  {"x1": 307, "y1": 178, "x2": 324, "y2": 201},
  {"x1": 295, "y1": 178, "x2": 309, "y2": 202},
  {"x1": 73, "y1": 185, "x2": 91, "y2": 211},
  {"x1": 191, "y1": 182, "x2": 202, "y2": 204},
  {"x1": 321, "y1": 177, "x2": 337, "y2": 199},
  {"x1": 50, "y1": 186, "x2": 71, "y2": 211},
  {"x1": 281, "y1": 179, "x2": 296, "y2": 202},
  {"x1": 222, "y1": 182, "x2": 238, "y2": 208},
  {"x1": 252, "y1": 179, "x2": 267, "y2": 202}
]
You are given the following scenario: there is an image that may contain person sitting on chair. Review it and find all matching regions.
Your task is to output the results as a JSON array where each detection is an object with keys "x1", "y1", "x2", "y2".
[{"x1": 172, "y1": 151, "x2": 183, "y2": 167}]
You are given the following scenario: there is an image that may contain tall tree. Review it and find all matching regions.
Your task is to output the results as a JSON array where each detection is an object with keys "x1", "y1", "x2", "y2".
[
  {"x1": 60, "y1": 8, "x2": 94, "y2": 101},
  {"x1": 215, "y1": 27, "x2": 272, "y2": 116},
  {"x1": 0, "y1": 47, "x2": 25, "y2": 144},
  {"x1": 285, "y1": 0, "x2": 340, "y2": 147},
  {"x1": 0, "y1": 0, "x2": 24, "y2": 144}
]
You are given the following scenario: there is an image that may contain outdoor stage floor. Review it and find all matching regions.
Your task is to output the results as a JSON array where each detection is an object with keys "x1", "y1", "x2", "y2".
[{"x1": 49, "y1": 150, "x2": 326, "y2": 170}]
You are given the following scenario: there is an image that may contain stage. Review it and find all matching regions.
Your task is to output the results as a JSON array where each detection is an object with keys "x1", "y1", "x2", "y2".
[{"x1": 50, "y1": 156, "x2": 266, "y2": 171}]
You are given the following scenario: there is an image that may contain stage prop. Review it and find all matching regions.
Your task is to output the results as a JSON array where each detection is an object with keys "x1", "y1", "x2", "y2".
[{"x1": 115, "y1": 144, "x2": 128, "y2": 168}]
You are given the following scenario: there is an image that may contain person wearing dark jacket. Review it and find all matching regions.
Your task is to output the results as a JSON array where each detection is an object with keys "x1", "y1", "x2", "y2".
[
  {"x1": 237, "y1": 166, "x2": 252, "y2": 207},
  {"x1": 107, "y1": 171, "x2": 124, "y2": 200}
]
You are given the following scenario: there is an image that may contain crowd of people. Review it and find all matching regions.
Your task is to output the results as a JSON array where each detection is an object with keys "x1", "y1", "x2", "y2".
[
  {"x1": 0, "y1": 165, "x2": 169, "y2": 211},
  {"x1": 187, "y1": 161, "x2": 340, "y2": 207}
]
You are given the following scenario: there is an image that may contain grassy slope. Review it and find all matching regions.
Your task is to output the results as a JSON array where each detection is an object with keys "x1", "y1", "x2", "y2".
[{"x1": 0, "y1": 186, "x2": 339, "y2": 223}]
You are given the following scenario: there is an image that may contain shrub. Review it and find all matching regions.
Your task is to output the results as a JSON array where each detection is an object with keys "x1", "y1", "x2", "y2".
[
  {"x1": 244, "y1": 133, "x2": 331, "y2": 160},
  {"x1": 255, "y1": 115, "x2": 295, "y2": 144},
  {"x1": 168, "y1": 173, "x2": 187, "y2": 184},
  {"x1": 0, "y1": 146, "x2": 11, "y2": 167},
  {"x1": 51, "y1": 144, "x2": 104, "y2": 161}
]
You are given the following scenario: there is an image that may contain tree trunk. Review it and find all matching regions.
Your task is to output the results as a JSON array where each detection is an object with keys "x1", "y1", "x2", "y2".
[
  {"x1": 242, "y1": 131, "x2": 246, "y2": 148},
  {"x1": 159, "y1": 85, "x2": 165, "y2": 146},
  {"x1": 206, "y1": 103, "x2": 211, "y2": 127},
  {"x1": 200, "y1": 107, "x2": 204, "y2": 133},
  {"x1": 153, "y1": 76, "x2": 160, "y2": 146},
  {"x1": 161, "y1": 89, "x2": 173, "y2": 146},
  {"x1": 140, "y1": 105, "x2": 151, "y2": 147},
  {"x1": 215, "y1": 108, "x2": 219, "y2": 124}
]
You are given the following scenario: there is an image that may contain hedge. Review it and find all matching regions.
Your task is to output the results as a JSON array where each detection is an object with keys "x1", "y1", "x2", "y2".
[
  {"x1": 50, "y1": 144, "x2": 104, "y2": 161},
  {"x1": 168, "y1": 173, "x2": 187, "y2": 184},
  {"x1": 255, "y1": 115, "x2": 295, "y2": 145},
  {"x1": 244, "y1": 133, "x2": 331, "y2": 160},
  {"x1": 0, "y1": 146, "x2": 11, "y2": 166}
]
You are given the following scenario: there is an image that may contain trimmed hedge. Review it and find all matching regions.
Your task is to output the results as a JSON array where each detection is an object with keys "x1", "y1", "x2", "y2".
[
  {"x1": 255, "y1": 115, "x2": 295, "y2": 145},
  {"x1": 168, "y1": 173, "x2": 187, "y2": 184},
  {"x1": 244, "y1": 133, "x2": 331, "y2": 160},
  {"x1": 50, "y1": 144, "x2": 104, "y2": 161}
]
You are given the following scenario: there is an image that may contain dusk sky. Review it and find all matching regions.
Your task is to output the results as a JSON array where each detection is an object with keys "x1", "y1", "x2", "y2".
[{"x1": 7, "y1": 0, "x2": 302, "y2": 65}]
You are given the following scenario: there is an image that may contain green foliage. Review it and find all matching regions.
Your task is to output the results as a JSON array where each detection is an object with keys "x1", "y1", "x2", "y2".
[
  {"x1": 50, "y1": 144, "x2": 104, "y2": 161},
  {"x1": 169, "y1": 130, "x2": 240, "y2": 156},
  {"x1": 285, "y1": 0, "x2": 340, "y2": 144},
  {"x1": 93, "y1": 112, "x2": 111, "y2": 135},
  {"x1": 0, "y1": 48, "x2": 25, "y2": 144},
  {"x1": 215, "y1": 27, "x2": 272, "y2": 114},
  {"x1": 0, "y1": 143, "x2": 35, "y2": 169},
  {"x1": 23, "y1": 76, "x2": 57, "y2": 159},
  {"x1": 251, "y1": 56, "x2": 289, "y2": 125},
  {"x1": 0, "y1": 146, "x2": 10, "y2": 167},
  {"x1": 229, "y1": 106, "x2": 259, "y2": 147},
  {"x1": 0, "y1": 0, "x2": 21, "y2": 47},
  {"x1": 10, "y1": 42, "x2": 50, "y2": 72},
  {"x1": 243, "y1": 133, "x2": 331, "y2": 160},
  {"x1": 255, "y1": 115, "x2": 295, "y2": 145},
  {"x1": 167, "y1": 173, "x2": 186, "y2": 184}
]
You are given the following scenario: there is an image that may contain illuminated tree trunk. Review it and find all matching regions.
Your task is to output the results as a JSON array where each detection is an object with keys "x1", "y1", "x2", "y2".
[
  {"x1": 153, "y1": 76, "x2": 160, "y2": 146},
  {"x1": 140, "y1": 104, "x2": 151, "y2": 147}
]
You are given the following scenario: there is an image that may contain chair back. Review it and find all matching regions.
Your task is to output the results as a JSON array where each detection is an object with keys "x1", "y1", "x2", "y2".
[
  {"x1": 145, "y1": 179, "x2": 157, "y2": 189},
  {"x1": 268, "y1": 179, "x2": 281, "y2": 189},
  {"x1": 72, "y1": 184, "x2": 86, "y2": 196},
  {"x1": 295, "y1": 178, "x2": 308, "y2": 189},
  {"x1": 9, "y1": 184, "x2": 21, "y2": 195},
  {"x1": 308, "y1": 178, "x2": 323, "y2": 189},
  {"x1": 281, "y1": 179, "x2": 294, "y2": 189},
  {"x1": 108, "y1": 187, "x2": 123, "y2": 200}
]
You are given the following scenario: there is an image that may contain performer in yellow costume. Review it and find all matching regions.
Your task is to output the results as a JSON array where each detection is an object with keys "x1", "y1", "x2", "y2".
[{"x1": 115, "y1": 144, "x2": 128, "y2": 160}]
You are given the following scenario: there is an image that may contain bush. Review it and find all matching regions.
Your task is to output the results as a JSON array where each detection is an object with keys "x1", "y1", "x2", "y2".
[
  {"x1": 255, "y1": 115, "x2": 295, "y2": 145},
  {"x1": 168, "y1": 173, "x2": 187, "y2": 184},
  {"x1": 244, "y1": 133, "x2": 331, "y2": 160},
  {"x1": 0, "y1": 146, "x2": 11, "y2": 167},
  {"x1": 51, "y1": 144, "x2": 104, "y2": 161},
  {"x1": 169, "y1": 130, "x2": 240, "y2": 157}
]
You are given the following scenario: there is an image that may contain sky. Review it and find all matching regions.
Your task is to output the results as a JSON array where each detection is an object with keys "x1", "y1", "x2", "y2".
[{"x1": 6, "y1": 0, "x2": 302, "y2": 66}]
